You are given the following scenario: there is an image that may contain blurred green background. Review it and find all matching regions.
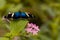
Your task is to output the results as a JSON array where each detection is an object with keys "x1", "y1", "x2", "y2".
[{"x1": 0, "y1": 0, "x2": 60, "y2": 40}]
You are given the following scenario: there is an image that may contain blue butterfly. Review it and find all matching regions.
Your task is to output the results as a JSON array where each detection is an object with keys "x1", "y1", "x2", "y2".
[{"x1": 4, "y1": 11, "x2": 34, "y2": 19}]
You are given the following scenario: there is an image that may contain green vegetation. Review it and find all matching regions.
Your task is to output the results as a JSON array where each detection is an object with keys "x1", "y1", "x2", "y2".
[{"x1": 0, "y1": 0, "x2": 60, "y2": 40}]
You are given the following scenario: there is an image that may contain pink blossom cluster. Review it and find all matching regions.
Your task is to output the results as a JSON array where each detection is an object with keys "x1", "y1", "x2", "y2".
[{"x1": 25, "y1": 23, "x2": 40, "y2": 35}]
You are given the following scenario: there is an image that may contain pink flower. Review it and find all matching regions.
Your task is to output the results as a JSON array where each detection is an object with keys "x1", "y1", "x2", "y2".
[
  {"x1": 25, "y1": 23, "x2": 40, "y2": 35},
  {"x1": 25, "y1": 28, "x2": 32, "y2": 33}
]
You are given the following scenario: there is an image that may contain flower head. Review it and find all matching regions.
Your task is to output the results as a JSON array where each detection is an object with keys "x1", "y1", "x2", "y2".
[{"x1": 25, "y1": 23, "x2": 40, "y2": 35}]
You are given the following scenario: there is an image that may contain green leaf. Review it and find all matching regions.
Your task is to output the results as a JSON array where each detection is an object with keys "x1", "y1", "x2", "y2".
[{"x1": 9, "y1": 19, "x2": 28, "y2": 37}]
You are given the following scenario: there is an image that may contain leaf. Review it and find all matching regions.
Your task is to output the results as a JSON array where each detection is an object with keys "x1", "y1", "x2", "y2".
[{"x1": 9, "y1": 19, "x2": 28, "y2": 37}]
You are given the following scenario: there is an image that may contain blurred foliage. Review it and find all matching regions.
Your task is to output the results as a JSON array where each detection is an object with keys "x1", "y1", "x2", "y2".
[
  {"x1": 0, "y1": 37, "x2": 9, "y2": 40},
  {"x1": 0, "y1": 0, "x2": 60, "y2": 40}
]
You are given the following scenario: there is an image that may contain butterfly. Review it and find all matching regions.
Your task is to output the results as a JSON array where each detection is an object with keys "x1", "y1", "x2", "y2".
[{"x1": 3, "y1": 11, "x2": 34, "y2": 20}]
